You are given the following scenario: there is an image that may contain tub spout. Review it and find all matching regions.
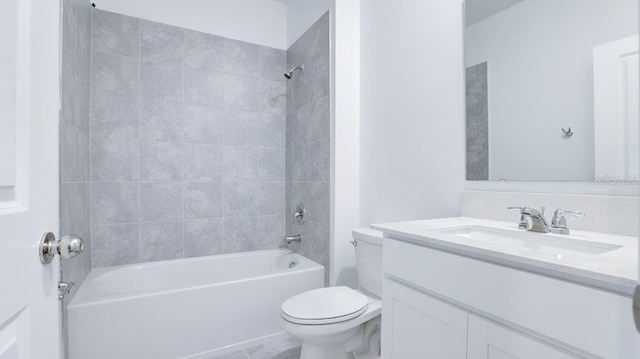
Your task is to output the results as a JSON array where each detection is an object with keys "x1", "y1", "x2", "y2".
[{"x1": 285, "y1": 234, "x2": 303, "y2": 245}]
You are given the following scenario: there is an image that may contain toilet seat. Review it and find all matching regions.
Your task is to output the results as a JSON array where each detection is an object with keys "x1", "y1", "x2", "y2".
[{"x1": 281, "y1": 286, "x2": 369, "y2": 325}]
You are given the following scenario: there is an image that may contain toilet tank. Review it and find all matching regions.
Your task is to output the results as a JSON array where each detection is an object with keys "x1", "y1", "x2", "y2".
[{"x1": 352, "y1": 228, "x2": 383, "y2": 298}]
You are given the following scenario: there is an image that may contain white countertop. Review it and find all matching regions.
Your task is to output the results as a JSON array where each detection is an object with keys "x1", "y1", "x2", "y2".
[{"x1": 371, "y1": 217, "x2": 638, "y2": 296}]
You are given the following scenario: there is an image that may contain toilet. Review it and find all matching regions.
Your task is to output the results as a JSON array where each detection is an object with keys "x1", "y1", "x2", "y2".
[{"x1": 280, "y1": 228, "x2": 383, "y2": 359}]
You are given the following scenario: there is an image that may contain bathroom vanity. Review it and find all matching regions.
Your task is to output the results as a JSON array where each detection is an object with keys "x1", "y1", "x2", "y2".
[{"x1": 373, "y1": 217, "x2": 639, "y2": 358}]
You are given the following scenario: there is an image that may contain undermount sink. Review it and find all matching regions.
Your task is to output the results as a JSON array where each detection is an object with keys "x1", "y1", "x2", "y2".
[{"x1": 434, "y1": 225, "x2": 622, "y2": 258}]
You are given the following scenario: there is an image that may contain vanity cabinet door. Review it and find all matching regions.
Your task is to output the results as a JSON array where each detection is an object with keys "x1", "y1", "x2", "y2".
[
  {"x1": 467, "y1": 315, "x2": 579, "y2": 359},
  {"x1": 381, "y1": 279, "x2": 468, "y2": 359}
]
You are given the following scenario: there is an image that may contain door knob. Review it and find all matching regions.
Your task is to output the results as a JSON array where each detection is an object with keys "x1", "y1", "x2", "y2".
[{"x1": 39, "y1": 232, "x2": 84, "y2": 264}]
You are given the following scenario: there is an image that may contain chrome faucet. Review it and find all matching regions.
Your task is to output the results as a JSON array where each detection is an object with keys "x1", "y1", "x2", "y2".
[
  {"x1": 285, "y1": 234, "x2": 303, "y2": 245},
  {"x1": 509, "y1": 206, "x2": 549, "y2": 233},
  {"x1": 508, "y1": 207, "x2": 585, "y2": 234}
]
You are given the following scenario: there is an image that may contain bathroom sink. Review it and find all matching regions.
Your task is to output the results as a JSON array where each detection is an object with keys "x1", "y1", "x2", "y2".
[{"x1": 434, "y1": 225, "x2": 622, "y2": 258}]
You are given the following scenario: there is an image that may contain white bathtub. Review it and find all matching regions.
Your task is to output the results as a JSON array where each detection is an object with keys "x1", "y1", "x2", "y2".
[{"x1": 68, "y1": 249, "x2": 324, "y2": 359}]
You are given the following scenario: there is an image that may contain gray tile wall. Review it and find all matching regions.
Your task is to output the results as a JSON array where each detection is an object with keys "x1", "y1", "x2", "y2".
[
  {"x1": 60, "y1": 0, "x2": 92, "y2": 300},
  {"x1": 466, "y1": 62, "x2": 489, "y2": 180},
  {"x1": 285, "y1": 13, "x2": 331, "y2": 283},
  {"x1": 60, "y1": 1, "x2": 92, "y2": 358},
  {"x1": 90, "y1": 9, "x2": 287, "y2": 267}
]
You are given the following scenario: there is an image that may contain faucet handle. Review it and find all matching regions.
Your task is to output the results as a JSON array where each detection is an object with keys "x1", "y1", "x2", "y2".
[
  {"x1": 555, "y1": 209, "x2": 585, "y2": 218},
  {"x1": 550, "y1": 209, "x2": 585, "y2": 234},
  {"x1": 552, "y1": 209, "x2": 585, "y2": 225},
  {"x1": 507, "y1": 207, "x2": 530, "y2": 230}
]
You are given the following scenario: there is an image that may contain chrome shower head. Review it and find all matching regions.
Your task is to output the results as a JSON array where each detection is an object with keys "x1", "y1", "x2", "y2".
[{"x1": 284, "y1": 65, "x2": 304, "y2": 80}]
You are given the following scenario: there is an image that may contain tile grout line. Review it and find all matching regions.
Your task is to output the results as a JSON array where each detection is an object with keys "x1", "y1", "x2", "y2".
[
  {"x1": 258, "y1": 47, "x2": 263, "y2": 225},
  {"x1": 182, "y1": 28, "x2": 186, "y2": 260},
  {"x1": 221, "y1": 59, "x2": 227, "y2": 255},
  {"x1": 137, "y1": 17, "x2": 142, "y2": 265},
  {"x1": 88, "y1": 6, "x2": 95, "y2": 269}
]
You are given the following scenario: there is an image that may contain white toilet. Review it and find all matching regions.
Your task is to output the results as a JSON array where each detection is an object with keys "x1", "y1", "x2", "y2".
[{"x1": 280, "y1": 228, "x2": 383, "y2": 359}]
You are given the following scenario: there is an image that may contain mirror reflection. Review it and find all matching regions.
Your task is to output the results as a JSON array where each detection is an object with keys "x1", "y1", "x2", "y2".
[{"x1": 465, "y1": 0, "x2": 639, "y2": 181}]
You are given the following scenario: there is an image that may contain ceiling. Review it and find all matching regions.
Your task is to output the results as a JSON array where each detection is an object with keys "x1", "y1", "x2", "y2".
[{"x1": 465, "y1": 0, "x2": 527, "y2": 26}]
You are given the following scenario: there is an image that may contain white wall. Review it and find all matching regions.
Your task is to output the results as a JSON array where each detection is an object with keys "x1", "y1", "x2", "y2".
[
  {"x1": 359, "y1": 0, "x2": 466, "y2": 226},
  {"x1": 333, "y1": 0, "x2": 360, "y2": 287},
  {"x1": 95, "y1": 0, "x2": 287, "y2": 49},
  {"x1": 466, "y1": 0, "x2": 638, "y2": 181},
  {"x1": 286, "y1": 0, "x2": 332, "y2": 47}
]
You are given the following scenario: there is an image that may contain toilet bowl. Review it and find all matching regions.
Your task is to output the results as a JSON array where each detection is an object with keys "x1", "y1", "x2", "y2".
[{"x1": 280, "y1": 228, "x2": 383, "y2": 359}]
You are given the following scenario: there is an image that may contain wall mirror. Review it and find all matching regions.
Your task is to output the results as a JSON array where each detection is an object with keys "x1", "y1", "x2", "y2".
[{"x1": 465, "y1": 0, "x2": 639, "y2": 181}]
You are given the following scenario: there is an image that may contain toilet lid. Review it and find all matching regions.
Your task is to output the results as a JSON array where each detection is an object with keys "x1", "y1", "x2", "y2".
[{"x1": 281, "y1": 287, "x2": 369, "y2": 325}]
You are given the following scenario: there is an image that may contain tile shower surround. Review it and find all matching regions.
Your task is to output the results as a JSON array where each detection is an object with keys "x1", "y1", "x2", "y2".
[
  {"x1": 285, "y1": 13, "x2": 331, "y2": 282},
  {"x1": 60, "y1": 1, "x2": 93, "y2": 358},
  {"x1": 89, "y1": 9, "x2": 290, "y2": 267},
  {"x1": 60, "y1": 0, "x2": 92, "y2": 300},
  {"x1": 466, "y1": 62, "x2": 488, "y2": 181}
]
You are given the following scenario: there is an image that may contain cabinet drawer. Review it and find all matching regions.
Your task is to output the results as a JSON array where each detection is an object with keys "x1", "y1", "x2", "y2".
[
  {"x1": 468, "y1": 314, "x2": 579, "y2": 359},
  {"x1": 383, "y1": 238, "x2": 638, "y2": 358}
]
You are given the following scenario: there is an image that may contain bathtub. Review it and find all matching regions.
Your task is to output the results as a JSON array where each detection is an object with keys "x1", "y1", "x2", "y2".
[{"x1": 67, "y1": 249, "x2": 324, "y2": 359}]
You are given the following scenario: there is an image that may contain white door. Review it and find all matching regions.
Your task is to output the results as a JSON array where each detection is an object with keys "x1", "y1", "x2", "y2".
[
  {"x1": 593, "y1": 35, "x2": 640, "y2": 179},
  {"x1": 0, "y1": 0, "x2": 61, "y2": 358}
]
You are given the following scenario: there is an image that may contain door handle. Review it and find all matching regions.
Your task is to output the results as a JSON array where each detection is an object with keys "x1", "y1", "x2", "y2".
[{"x1": 39, "y1": 232, "x2": 84, "y2": 264}]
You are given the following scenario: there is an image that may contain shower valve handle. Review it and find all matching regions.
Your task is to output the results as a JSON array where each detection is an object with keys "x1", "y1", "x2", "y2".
[{"x1": 294, "y1": 204, "x2": 305, "y2": 225}]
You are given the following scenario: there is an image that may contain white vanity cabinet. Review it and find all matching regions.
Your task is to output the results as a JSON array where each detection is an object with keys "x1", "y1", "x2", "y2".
[
  {"x1": 382, "y1": 277, "x2": 576, "y2": 359},
  {"x1": 381, "y1": 237, "x2": 639, "y2": 359}
]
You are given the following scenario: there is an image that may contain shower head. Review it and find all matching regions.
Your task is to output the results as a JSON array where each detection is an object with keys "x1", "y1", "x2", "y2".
[{"x1": 284, "y1": 65, "x2": 304, "y2": 80}]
